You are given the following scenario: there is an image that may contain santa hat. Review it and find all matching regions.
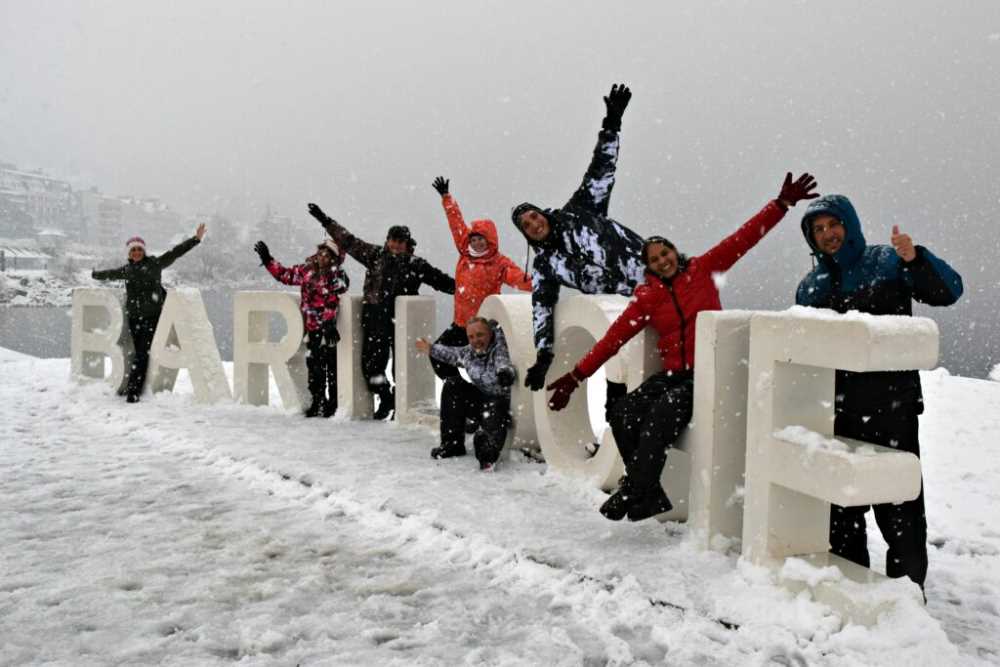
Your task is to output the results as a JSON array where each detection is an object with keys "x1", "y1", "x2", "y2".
[{"x1": 126, "y1": 236, "x2": 146, "y2": 253}]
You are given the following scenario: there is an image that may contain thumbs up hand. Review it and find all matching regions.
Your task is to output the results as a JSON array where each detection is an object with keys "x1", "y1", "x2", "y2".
[{"x1": 891, "y1": 225, "x2": 917, "y2": 263}]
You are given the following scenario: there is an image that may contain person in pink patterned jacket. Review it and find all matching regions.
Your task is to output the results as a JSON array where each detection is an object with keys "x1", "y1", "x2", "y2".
[{"x1": 254, "y1": 238, "x2": 350, "y2": 418}]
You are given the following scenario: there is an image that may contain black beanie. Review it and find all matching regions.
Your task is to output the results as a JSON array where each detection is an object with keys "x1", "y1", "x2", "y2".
[{"x1": 387, "y1": 225, "x2": 414, "y2": 245}]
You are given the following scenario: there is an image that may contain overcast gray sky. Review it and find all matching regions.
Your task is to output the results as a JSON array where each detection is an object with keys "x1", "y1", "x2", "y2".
[{"x1": 2, "y1": 0, "x2": 998, "y2": 375}]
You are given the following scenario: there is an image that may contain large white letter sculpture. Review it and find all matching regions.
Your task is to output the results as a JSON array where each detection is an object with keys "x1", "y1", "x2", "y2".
[
  {"x1": 394, "y1": 296, "x2": 438, "y2": 426},
  {"x1": 743, "y1": 307, "x2": 936, "y2": 623},
  {"x1": 146, "y1": 289, "x2": 231, "y2": 403},
  {"x1": 336, "y1": 295, "x2": 372, "y2": 418},
  {"x1": 232, "y1": 291, "x2": 309, "y2": 410},
  {"x1": 70, "y1": 288, "x2": 133, "y2": 393}
]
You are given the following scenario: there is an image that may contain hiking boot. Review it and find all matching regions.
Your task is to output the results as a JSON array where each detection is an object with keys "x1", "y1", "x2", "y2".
[
  {"x1": 599, "y1": 489, "x2": 637, "y2": 521},
  {"x1": 372, "y1": 389, "x2": 395, "y2": 420},
  {"x1": 322, "y1": 401, "x2": 337, "y2": 418},
  {"x1": 304, "y1": 397, "x2": 323, "y2": 418},
  {"x1": 627, "y1": 485, "x2": 673, "y2": 522},
  {"x1": 431, "y1": 445, "x2": 467, "y2": 459},
  {"x1": 125, "y1": 393, "x2": 140, "y2": 404}
]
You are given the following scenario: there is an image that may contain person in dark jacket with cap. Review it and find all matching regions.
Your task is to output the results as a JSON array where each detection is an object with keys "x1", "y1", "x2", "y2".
[
  {"x1": 511, "y1": 83, "x2": 645, "y2": 434},
  {"x1": 307, "y1": 203, "x2": 455, "y2": 419},
  {"x1": 91, "y1": 223, "x2": 207, "y2": 402},
  {"x1": 795, "y1": 194, "x2": 963, "y2": 592}
]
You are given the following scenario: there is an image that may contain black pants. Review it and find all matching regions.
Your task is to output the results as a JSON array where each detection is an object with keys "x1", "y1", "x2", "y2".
[
  {"x1": 306, "y1": 322, "x2": 339, "y2": 408},
  {"x1": 440, "y1": 377, "x2": 510, "y2": 465},
  {"x1": 829, "y1": 411, "x2": 927, "y2": 587},
  {"x1": 126, "y1": 313, "x2": 159, "y2": 399},
  {"x1": 609, "y1": 371, "x2": 694, "y2": 495},
  {"x1": 361, "y1": 303, "x2": 395, "y2": 400},
  {"x1": 430, "y1": 323, "x2": 468, "y2": 380}
]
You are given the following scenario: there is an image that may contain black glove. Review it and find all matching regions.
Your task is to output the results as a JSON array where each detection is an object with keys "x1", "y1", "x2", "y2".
[
  {"x1": 602, "y1": 83, "x2": 631, "y2": 132},
  {"x1": 253, "y1": 241, "x2": 273, "y2": 266},
  {"x1": 546, "y1": 370, "x2": 581, "y2": 411},
  {"x1": 432, "y1": 176, "x2": 449, "y2": 196},
  {"x1": 307, "y1": 202, "x2": 330, "y2": 225},
  {"x1": 524, "y1": 350, "x2": 554, "y2": 391},
  {"x1": 777, "y1": 173, "x2": 819, "y2": 208},
  {"x1": 497, "y1": 367, "x2": 516, "y2": 387}
]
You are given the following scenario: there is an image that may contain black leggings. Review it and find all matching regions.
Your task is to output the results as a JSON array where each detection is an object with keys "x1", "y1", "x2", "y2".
[
  {"x1": 361, "y1": 303, "x2": 394, "y2": 396},
  {"x1": 126, "y1": 313, "x2": 159, "y2": 398},
  {"x1": 829, "y1": 412, "x2": 927, "y2": 587},
  {"x1": 440, "y1": 377, "x2": 510, "y2": 465},
  {"x1": 609, "y1": 371, "x2": 694, "y2": 494},
  {"x1": 305, "y1": 321, "x2": 339, "y2": 406}
]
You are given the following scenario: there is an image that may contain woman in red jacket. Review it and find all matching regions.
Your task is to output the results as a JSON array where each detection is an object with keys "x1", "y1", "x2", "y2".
[
  {"x1": 546, "y1": 173, "x2": 818, "y2": 522},
  {"x1": 429, "y1": 176, "x2": 532, "y2": 379},
  {"x1": 254, "y1": 238, "x2": 349, "y2": 418}
]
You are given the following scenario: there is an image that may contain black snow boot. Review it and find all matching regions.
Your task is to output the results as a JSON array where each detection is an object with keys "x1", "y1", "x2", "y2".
[
  {"x1": 627, "y1": 485, "x2": 673, "y2": 522},
  {"x1": 372, "y1": 387, "x2": 395, "y2": 420},
  {"x1": 473, "y1": 430, "x2": 502, "y2": 469},
  {"x1": 431, "y1": 444, "x2": 467, "y2": 459},
  {"x1": 304, "y1": 395, "x2": 324, "y2": 418},
  {"x1": 599, "y1": 478, "x2": 640, "y2": 521}
]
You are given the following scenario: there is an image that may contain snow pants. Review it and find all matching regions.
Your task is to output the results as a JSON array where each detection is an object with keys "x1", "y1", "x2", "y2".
[
  {"x1": 609, "y1": 371, "x2": 694, "y2": 495},
  {"x1": 305, "y1": 321, "x2": 339, "y2": 410},
  {"x1": 430, "y1": 323, "x2": 468, "y2": 380},
  {"x1": 360, "y1": 302, "x2": 395, "y2": 405},
  {"x1": 829, "y1": 411, "x2": 927, "y2": 588},
  {"x1": 440, "y1": 377, "x2": 510, "y2": 465},
  {"x1": 126, "y1": 312, "x2": 159, "y2": 399}
]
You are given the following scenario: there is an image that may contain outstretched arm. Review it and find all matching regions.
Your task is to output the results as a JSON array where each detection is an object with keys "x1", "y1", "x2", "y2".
[
  {"x1": 91, "y1": 264, "x2": 129, "y2": 281},
  {"x1": 158, "y1": 225, "x2": 204, "y2": 269},
  {"x1": 698, "y1": 172, "x2": 818, "y2": 275},
  {"x1": 419, "y1": 259, "x2": 456, "y2": 294},
  {"x1": 307, "y1": 203, "x2": 381, "y2": 267},
  {"x1": 434, "y1": 177, "x2": 472, "y2": 254},
  {"x1": 500, "y1": 256, "x2": 532, "y2": 291},
  {"x1": 565, "y1": 84, "x2": 630, "y2": 215}
]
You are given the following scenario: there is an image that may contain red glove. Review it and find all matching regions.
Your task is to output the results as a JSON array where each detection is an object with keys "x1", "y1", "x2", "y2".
[{"x1": 546, "y1": 370, "x2": 583, "y2": 411}]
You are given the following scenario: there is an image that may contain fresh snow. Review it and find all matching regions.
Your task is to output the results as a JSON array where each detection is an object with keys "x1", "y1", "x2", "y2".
[{"x1": 2, "y1": 356, "x2": 999, "y2": 665}]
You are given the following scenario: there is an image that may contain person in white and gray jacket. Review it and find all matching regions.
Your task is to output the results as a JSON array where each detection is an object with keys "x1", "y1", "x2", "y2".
[{"x1": 415, "y1": 318, "x2": 515, "y2": 470}]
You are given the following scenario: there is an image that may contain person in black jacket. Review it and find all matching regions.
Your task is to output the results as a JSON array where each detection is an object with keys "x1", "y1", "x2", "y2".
[
  {"x1": 307, "y1": 204, "x2": 455, "y2": 419},
  {"x1": 510, "y1": 83, "x2": 645, "y2": 440},
  {"x1": 796, "y1": 194, "x2": 963, "y2": 592},
  {"x1": 91, "y1": 224, "x2": 206, "y2": 402}
]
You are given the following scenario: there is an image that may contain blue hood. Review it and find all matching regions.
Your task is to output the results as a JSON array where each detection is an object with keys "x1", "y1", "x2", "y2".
[{"x1": 800, "y1": 194, "x2": 866, "y2": 267}]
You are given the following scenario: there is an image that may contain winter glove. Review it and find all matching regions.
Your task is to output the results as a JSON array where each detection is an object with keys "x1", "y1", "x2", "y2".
[
  {"x1": 524, "y1": 350, "x2": 554, "y2": 391},
  {"x1": 253, "y1": 241, "x2": 273, "y2": 266},
  {"x1": 602, "y1": 83, "x2": 631, "y2": 132},
  {"x1": 432, "y1": 176, "x2": 449, "y2": 196},
  {"x1": 497, "y1": 366, "x2": 516, "y2": 387},
  {"x1": 307, "y1": 203, "x2": 330, "y2": 226},
  {"x1": 546, "y1": 370, "x2": 582, "y2": 411},
  {"x1": 777, "y1": 172, "x2": 819, "y2": 208}
]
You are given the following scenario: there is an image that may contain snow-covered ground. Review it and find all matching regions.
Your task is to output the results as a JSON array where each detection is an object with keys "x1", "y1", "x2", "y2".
[{"x1": 2, "y1": 350, "x2": 999, "y2": 666}]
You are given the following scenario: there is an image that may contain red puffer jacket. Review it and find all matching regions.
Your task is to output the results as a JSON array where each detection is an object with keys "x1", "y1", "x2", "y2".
[
  {"x1": 576, "y1": 200, "x2": 787, "y2": 377},
  {"x1": 266, "y1": 259, "x2": 349, "y2": 332},
  {"x1": 443, "y1": 194, "x2": 532, "y2": 326}
]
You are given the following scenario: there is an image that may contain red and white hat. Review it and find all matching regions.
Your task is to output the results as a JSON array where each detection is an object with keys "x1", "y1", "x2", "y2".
[{"x1": 126, "y1": 236, "x2": 146, "y2": 253}]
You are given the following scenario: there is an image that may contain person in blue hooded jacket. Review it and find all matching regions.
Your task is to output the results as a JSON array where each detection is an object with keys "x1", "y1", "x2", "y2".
[{"x1": 795, "y1": 194, "x2": 963, "y2": 592}]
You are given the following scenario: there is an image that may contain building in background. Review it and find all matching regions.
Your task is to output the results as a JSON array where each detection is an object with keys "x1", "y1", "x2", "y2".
[{"x1": 0, "y1": 162, "x2": 78, "y2": 241}]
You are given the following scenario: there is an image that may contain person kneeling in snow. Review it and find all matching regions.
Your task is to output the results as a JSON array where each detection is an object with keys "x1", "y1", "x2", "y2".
[
  {"x1": 427, "y1": 176, "x2": 531, "y2": 380},
  {"x1": 547, "y1": 173, "x2": 818, "y2": 522},
  {"x1": 415, "y1": 317, "x2": 515, "y2": 471},
  {"x1": 91, "y1": 223, "x2": 206, "y2": 403},
  {"x1": 795, "y1": 194, "x2": 963, "y2": 592},
  {"x1": 254, "y1": 239, "x2": 349, "y2": 418}
]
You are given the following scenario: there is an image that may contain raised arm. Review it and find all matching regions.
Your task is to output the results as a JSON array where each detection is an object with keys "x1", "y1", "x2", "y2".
[
  {"x1": 565, "y1": 84, "x2": 630, "y2": 215},
  {"x1": 433, "y1": 177, "x2": 471, "y2": 253},
  {"x1": 698, "y1": 173, "x2": 817, "y2": 275},
  {"x1": 157, "y1": 225, "x2": 203, "y2": 270},
  {"x1": 428, "y1": 341, "x2": 464, "y2": 368},
  {"x1": 307, "y1": 203, "x2": 381, "y2": 267},
  {"x1": 499, "y1": 256, "x2": 532, "y2": 291}
]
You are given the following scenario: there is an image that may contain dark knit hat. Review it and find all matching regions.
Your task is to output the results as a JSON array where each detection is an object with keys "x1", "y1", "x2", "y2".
[
  {"x1": 510, "y1": 202, "x2": 543, "y2": 226},
  {"x1": 387, "y1": 225, "x2": 412, "y2": 242}
]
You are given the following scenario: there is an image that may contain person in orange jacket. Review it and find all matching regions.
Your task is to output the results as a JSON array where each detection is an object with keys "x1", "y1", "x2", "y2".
[{"x1": 429, "y1": 176, "x2": 532, "y2": 379}]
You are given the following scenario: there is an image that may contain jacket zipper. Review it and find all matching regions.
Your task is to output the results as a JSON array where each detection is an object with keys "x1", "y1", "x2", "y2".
[{"x1": 665, "y1": 282, "x2": 689, "y2": 371}]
